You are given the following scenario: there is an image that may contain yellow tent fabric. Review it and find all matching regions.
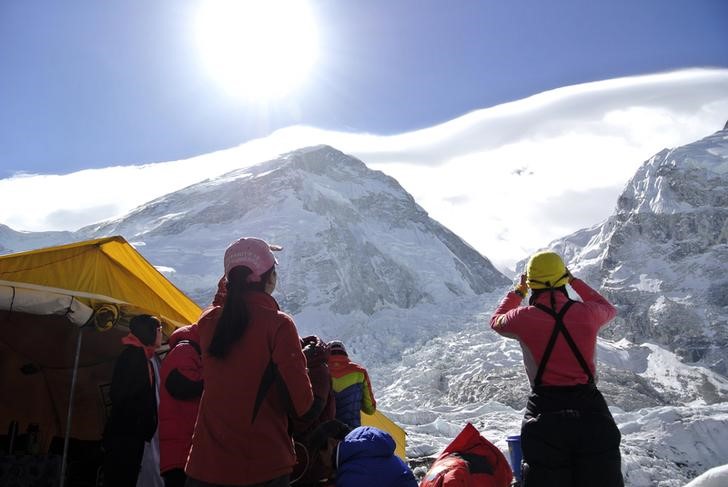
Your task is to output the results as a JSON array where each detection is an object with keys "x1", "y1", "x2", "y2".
[
  {"x1": 0, "y1": 235, "x2": 202, "y2": 331},
  {"x1": 0, "y1": 236, "x2": 202, "y2": 450},
  {"x1": 361, "y1": 410, "x2": 407, "y2": 459}
]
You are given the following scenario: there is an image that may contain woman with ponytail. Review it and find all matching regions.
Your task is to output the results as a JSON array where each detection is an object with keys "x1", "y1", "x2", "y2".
[{"x1": 185, "y1": 237, "x2": 313, "y2": 487}]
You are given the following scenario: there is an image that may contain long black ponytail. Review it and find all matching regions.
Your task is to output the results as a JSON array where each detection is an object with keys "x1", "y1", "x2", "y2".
[{"x1": 208, "y1": 265, "x2": 274, "y2": 359}]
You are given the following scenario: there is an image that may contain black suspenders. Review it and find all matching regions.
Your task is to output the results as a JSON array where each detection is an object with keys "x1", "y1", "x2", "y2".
[{"x1": 533, "y1": 300, "x2": 595, "y2": 387}]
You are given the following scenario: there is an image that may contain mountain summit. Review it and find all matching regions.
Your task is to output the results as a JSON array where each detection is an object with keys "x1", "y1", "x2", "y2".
[
  {"x1": 78, "y1": 145, "x2": 509, "y2": 314},
  {"x1": 551, "y1": 128, "x2": 728, "y2": 373}
]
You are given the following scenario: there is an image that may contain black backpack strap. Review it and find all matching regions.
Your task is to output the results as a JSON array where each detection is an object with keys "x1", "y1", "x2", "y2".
[
  {"x1": 533, "y1": 301, "x2": 593, "y2": 386},
  {"x1": 532, "y1": 304, "x2": 563, "y2": 387}
]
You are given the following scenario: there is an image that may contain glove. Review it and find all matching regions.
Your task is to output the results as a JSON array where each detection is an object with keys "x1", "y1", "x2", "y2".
[{"x1": 513, "y1": 273, "x2": 528, "y2": 298}]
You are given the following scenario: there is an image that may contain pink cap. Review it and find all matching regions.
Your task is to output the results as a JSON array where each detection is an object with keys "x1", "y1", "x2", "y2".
[{"x1": 223, "y1": 237, "x2": 282, "y2": 282}]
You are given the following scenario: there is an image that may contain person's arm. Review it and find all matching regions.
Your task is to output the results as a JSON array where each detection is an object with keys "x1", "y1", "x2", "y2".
[
  {"x1": 490, "y1": 274, "x2": 528, "y2": 335},
  {"x1": 164, "y1": 344, "x2": 204, "y2": 400},
  {"x1": 272, "y1": 315, "x2": 314, "y2": 418},
  {"x1": 570, "y1": 278, "x2": 617, "y2": 326},
  {"x1": 360, "y1": 369, "x2": 376, "y2": 414}
]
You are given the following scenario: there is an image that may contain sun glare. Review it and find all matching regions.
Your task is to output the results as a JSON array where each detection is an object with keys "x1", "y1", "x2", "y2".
[{"x1": 195, "y1": 0, "x2": 319, "y2": 100}]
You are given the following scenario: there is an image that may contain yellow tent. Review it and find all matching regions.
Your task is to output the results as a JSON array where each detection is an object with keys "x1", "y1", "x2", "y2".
[
  {"x1": 0, "y1": 236, "x2": 202, "y2": 484},
  {"x1": 0, "y1": 235, "x2": 201, "y2": 331},
  {"x1": 361, "y1": 410, "x2": 407, "y2": 459}
]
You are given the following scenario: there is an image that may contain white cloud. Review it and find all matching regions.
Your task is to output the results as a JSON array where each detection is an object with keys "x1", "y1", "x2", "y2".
[{"x1": 1, "y1": 68, "x2": 727, "y2": 272}]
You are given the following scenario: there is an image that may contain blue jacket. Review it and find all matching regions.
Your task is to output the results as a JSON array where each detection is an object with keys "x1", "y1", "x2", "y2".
[
  {"x1": 334, "y1": 384, "x2": 364, "y2": 428},
  {"x1": 336, "y1": 427, "x2": 417, "y2": 487},
  {"x1": 329, "y1": 354, "x2": 376, "y2": 429}
]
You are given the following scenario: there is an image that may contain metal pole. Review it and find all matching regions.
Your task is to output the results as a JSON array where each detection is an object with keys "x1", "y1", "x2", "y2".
[{"x1": 59, "y1": 325, "x2": 84, "y2": 487}]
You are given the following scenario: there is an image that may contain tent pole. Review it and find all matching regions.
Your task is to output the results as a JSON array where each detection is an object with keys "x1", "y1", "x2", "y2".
[{"x1": 59, "y1": 325, "x2": 84, "y2": 487}]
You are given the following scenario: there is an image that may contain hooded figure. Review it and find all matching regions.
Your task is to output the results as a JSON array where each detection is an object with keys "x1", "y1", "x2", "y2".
[
  {"x1": 420, "y1": 423, "x2": 512, "y2": 487},
  {"x1": 308, "y1": 422, "x2": 417, "y2": 487}
]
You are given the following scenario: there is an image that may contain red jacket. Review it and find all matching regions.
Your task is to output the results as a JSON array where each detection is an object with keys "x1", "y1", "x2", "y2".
[
  {"x1": 490, "y1": 279, "x2": 616, "y2": 386},
  {"x1": 420, "y1": 423, "x2": 512, "y2": 487},
  {"x1": 185, "y1": 291, "x2": 313, "y2": 485},
  {"x1": 159, "y1": 324, "x2": 203, "y2": 474}
]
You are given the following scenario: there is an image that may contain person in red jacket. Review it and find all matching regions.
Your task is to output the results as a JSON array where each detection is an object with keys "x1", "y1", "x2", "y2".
[
  {"x1": 185, "y1": 237, "x2": 314, "y2": 487},
  {"x1": 490, "y1": 251, "x2": 623, "y2": 487},
  {"x1": 158, "y1": 324, "x2": 203, "y2": 487},
  {"x1": 160, "y1": 278, "x2": 226, "y2": 487}
]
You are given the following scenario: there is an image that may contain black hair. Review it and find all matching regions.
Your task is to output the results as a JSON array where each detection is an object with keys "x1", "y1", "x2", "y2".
[
  {"x1": 129, "y1": 314, "x2": 160, "y2": 346},
  {"x1": 208, "y1": 265, "x2": 274, "y2": 359}
]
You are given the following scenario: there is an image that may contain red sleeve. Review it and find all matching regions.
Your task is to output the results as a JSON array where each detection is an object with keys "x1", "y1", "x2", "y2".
[
  {"x1": 272, "y1": 315, "x2": 314, "y2": 417},
  {"x1": 570, "y1": 279, "x2": 617, "y2": 327},
  {"x1": 490, "y1": 291, "x2": 526, "y2": 336},
  {"x1": 172, "y1": 343, "x2": 203, "y2": 381}
]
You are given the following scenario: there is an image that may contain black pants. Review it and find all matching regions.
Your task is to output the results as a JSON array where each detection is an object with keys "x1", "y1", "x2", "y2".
[
  {"x1": 520, "y1": 385, "x2": 624, "y2": 487},
  {"x1": 102, "y1": 436, "x2": 145, "y2": 487},
  {"x1": 163, "y1": 468, "x2": 188, "y2": 487},
  {"x1": 185, "y1": 474, "x2": 289, "y2": 487}
]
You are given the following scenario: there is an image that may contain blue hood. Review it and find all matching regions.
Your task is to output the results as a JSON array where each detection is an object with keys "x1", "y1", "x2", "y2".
[
  {"x1": 337, "y1": 426, "x2": 395, "y2": 466},
  {"x1": 336, "y1": 427, "x2": 417, "y2": 487}
]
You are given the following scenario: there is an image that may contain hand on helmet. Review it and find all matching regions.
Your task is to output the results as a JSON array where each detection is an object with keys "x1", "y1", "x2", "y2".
[{"x1": 514, "y1": 273, "x2": 528, "y2": 298}]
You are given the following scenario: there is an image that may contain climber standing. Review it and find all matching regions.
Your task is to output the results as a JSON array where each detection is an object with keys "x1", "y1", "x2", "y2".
[{"x1": 490, "y1": 251, "x2": 623, "y2": 487}]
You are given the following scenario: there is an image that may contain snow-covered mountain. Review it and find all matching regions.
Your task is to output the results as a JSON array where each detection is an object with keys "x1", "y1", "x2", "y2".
[
  {"x1": 0, "y1": 224, "x2": 73, "y2": 254},
  {"x1": 79, "y1": 145, "x2": 507, "y2": 314},
  {"x1": 0, "y1": 145, "x2": 508, "y2": 349},
  {"x1": 2, "y1": 136, "x2": 727, "y2": 485},
  {"x1": 546, "y1": 127, "x2": 728, "y2": 375}
]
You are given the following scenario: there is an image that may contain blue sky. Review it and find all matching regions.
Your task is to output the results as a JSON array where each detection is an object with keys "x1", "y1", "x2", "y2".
[{"x1": 1, "y1": 0, "x2": 727, "y2": 178}]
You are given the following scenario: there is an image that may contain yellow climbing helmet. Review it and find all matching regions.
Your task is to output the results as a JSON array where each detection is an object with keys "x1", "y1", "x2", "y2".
[{"x1": 526, "y1": 251, "x2": 570, "y2": 289}]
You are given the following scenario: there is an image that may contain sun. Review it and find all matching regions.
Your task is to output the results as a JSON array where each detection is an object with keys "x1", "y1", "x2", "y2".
[{"x1": 195, "y1": 0, "x2": 319, "y2": 100}]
